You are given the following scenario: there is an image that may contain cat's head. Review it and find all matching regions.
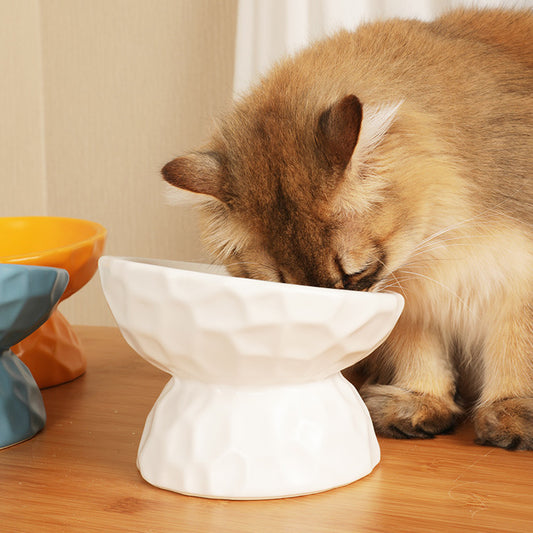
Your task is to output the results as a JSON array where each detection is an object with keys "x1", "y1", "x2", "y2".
[{"x1": 162, "y1": 93, "x2": 428, "y2": 291}]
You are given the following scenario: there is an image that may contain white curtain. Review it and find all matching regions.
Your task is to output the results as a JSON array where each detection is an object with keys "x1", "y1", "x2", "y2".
[{"x1": 233, "y1": 0, "x2": 533, "y2": 95}]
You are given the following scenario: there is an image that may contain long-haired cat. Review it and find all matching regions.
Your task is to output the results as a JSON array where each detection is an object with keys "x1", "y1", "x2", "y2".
[{"x1": 162, "y1": 9, "x2": 533, "y2": 450}]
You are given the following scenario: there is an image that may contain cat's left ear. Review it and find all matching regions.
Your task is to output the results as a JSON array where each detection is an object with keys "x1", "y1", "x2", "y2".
[
  {"x1": 161, "y1": 151, "x2": 225, "y2": 202},
  {"x1": 316, "y1": 94, "x2": 363, "y2": 170}
]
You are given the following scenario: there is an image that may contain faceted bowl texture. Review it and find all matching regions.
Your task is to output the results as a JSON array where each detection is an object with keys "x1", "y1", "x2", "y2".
[
  {"x1": 0, "y1": 264, "x2": 69, "y2": 349},
  {"x1": 99, "y1": 256, "x2": 404, "y2": 499},
  {"x1": 136, "y1": 373, "x2": 381, "y2": 499},
  {"x1": 12, "y1": 310, "x2": 85, "y2": 389},
  {"x1": 99, "y1": 256, "x2": 404, "y2": 386},
  {"x1": 0, "y1": 263, "x2": 68, "y2": 448}
]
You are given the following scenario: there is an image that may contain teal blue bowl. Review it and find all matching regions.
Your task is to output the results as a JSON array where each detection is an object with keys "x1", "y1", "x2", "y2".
[{"x1": 0, "y1": 263, "x2": 68, "y2": 448}]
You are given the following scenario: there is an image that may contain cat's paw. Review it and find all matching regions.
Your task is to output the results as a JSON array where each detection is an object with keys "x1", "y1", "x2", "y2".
[
  {"x1": 474, "y1": 398, "x2": 533, "y2": 450},
  {"x1": 360, "y1": 384, "x2": 462, "y2": 439}
]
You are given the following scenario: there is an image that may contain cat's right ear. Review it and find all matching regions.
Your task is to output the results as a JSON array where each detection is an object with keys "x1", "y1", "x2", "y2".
[
  {"x1": 317, "y1": 95, "x2": 363, "y2": 170},
  {"x1": 161, "y1": 152, "x2": 225, "y2": 202}
]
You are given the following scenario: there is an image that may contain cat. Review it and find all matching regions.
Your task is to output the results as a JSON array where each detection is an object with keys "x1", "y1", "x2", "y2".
[{"x1": 162, "y1": 8, "x2": 533, "y2": 450}]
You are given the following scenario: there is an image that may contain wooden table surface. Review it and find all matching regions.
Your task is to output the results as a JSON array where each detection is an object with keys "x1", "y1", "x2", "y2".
[{"x1": 1, "y1": 326, "x2": 531, "y2": 533}]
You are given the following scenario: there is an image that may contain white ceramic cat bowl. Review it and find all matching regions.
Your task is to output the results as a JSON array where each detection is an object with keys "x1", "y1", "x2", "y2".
[{"x1": 99, "y1": 256, "x2": 404, "y2": 499}]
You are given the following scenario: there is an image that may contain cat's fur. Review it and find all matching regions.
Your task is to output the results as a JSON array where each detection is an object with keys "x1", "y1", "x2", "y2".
[{"x1": 162, "y1": 9, "x2": 533, "y2": 450}]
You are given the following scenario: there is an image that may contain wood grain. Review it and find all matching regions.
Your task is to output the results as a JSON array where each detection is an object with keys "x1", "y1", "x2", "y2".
[{"x1": 1, "y1": 326, "x2": 531, "y2": 532}]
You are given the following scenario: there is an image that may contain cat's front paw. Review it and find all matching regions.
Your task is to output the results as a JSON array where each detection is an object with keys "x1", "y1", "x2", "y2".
[
  {"x1": 474, "y1": 398, "x2": 533, "y2": 450},
  {"x1": 360, "y1": 384, "x2": 462, "y2": 439}
]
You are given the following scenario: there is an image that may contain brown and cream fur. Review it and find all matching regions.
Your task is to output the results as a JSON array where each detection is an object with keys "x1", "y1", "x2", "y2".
[{"x1": 162, "y1": 9, "x2": 533, "y2": 450}]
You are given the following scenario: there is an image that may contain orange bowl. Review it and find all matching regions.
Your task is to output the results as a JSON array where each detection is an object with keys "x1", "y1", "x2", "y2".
[
  {"x1": 0, "y1": 216, "x2": 107, "y2": 388},
  {"x1": 0, "y1": 216, "x2": 106, "y2": 299}
]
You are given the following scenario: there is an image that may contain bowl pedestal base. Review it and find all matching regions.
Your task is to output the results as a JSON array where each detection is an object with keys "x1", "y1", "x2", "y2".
[
  {"x1": 0, "y1": 350, "x2": 46, "y2": 449},
  {"x1": 137, "y1": 372, "x2": 380, "y2": 500},
  {"x1": 12, "y1": 310, "x2": 86, "y2": 389}
]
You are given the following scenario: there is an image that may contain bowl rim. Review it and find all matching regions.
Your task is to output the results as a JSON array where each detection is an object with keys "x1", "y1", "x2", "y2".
[
  {"x1": 99, "y1": 255, "x2": 405, "y2": 305},
  {"x1": 0, "y1": 216, "x2": 107, "y2": 262}
]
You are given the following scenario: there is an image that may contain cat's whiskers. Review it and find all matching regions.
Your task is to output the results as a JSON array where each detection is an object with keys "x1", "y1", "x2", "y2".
[
  {"x1": 407, "y1": 218, "x2": 529, "y2": 273},
  {"x1": 397, "y1": 268, "x2": 477, "y2": 318},
  {"x1": 408, "y1": 219, "x2": 525, "y2": 268},
  {"x1": 411, "y1": 199, "x2": 527, "y2": 258},
  {"x1": 484, "y1": 207, "x2": 533, "y2": 228},
  {"x1": 413, "y1": 214, "x2": 485, "y2": 255},
  {"x1": 407, "y1": 241, "x2": 499, "y2": 265},
  {"x1": 373, "y1": 256, "x2": 408, "y2": 300}
]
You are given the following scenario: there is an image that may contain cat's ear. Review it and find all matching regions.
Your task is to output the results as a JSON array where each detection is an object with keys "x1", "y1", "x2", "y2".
[
  {"x1": 161, "y1": 151, "x2": 225, "y2": 202},
  {"x1": 353, "y1": 101, "x2": 402, "y2": 162},
  {"x1": 317, "y1": 95, "x2": 363, "y2": 169}
]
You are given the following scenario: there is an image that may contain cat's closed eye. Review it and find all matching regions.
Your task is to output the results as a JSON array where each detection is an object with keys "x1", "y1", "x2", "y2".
[{"x1": 334, "y1": 251, "x2": 384, "y2": 291}]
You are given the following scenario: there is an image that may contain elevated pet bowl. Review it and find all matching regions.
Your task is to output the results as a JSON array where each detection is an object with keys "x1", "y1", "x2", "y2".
[
  {"x1": 0, "y1": 216, "x2": 106, "y2": 388},
  {"x1": 0, "y1": 263, "x2": 68, "y2": 448},
  {"x1": 99, "y1": 256, "x2": 404, "y2": 500}
]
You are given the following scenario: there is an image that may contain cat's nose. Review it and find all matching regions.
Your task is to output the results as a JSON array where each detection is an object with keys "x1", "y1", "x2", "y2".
[{"x1": 332, "y1": 277, "x2": 345, "y2": 290}]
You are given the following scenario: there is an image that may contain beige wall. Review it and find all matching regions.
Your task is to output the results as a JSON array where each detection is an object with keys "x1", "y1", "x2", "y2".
[
  {"x1": 1, "y1": 1, "x2": 47, "y2": 216},
  {"x1": 1, "y1": 0, "x2": 237, "y2": 325}
]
